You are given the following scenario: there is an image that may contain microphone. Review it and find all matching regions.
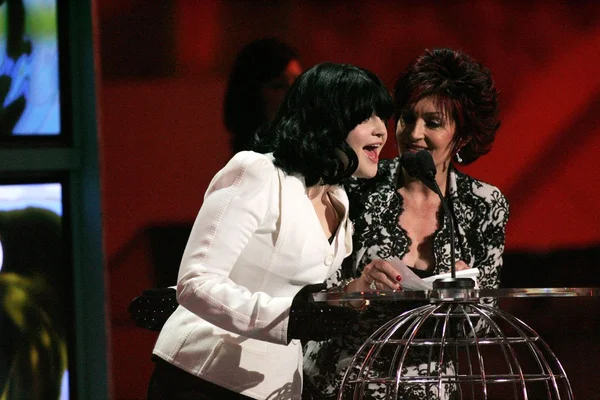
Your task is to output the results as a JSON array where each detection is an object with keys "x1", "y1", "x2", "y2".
[
  {"x1": 400, "y1": 151, "x2": 419, "y2": 178},
  {"x1": 415, "y1": 150, "x2": 436, "y2": 180},
  {"x1": 414, "y1": 151, "x2": 437, "y2": 193},
  {"x1": 400, "y1": 150, "x2": 436, "y2": 190},
  {"x1": 401, "y1": 151, "x2": 472, "y2": 288}
]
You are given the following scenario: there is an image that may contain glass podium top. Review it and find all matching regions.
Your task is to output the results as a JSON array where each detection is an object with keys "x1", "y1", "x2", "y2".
[{"x1": 312, "y1": 287, "x2": 600, "y2": 303}]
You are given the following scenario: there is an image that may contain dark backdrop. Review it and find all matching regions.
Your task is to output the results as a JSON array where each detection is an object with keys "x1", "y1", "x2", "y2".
[{"x1": 96, "y1": 1, "x2": 600, "y2": 398}]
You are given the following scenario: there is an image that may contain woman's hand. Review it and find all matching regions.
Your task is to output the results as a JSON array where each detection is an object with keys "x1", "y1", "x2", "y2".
[
  {"x1": 347, "y1": 259, "x2": 402, "y2": 292},
  {"x1": 455, "y1": 260, "x2": 471, "y2": 271}
]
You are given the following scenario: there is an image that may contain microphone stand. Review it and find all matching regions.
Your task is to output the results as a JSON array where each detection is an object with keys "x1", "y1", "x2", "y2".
[
  {"x1": 414, "y1": 151, "x2": 474, "y2": 290},
  {"x1": 425, "y1": 176, "x2": 473, "y2": 290}
]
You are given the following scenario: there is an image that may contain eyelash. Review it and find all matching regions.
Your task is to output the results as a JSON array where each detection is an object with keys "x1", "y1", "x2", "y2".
[
  {"x1": 425, "y1": 119, "x2": 442, "y2": 128},
  {"x1": 401, "y1": 115, "x2": 443, "y2": 129}
]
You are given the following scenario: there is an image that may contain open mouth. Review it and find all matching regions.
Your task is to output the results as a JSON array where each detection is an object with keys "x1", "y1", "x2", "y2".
[{"x1": 363, "y1": 144, "x2": 381, "y2": 163}]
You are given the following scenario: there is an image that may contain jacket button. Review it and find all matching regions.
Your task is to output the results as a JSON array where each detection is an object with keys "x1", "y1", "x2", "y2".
[{"x1": 325, "y1": 254, "x2": 334, "y2": 266}]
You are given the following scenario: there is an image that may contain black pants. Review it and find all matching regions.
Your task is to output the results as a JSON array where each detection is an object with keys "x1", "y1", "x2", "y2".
[{"x1": 147, "y1": 357, "x2": 254, "y2": 400}]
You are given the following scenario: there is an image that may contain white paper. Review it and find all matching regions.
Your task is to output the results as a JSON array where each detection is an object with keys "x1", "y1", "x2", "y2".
[{"x1": 387, "y1": 257, "x2": 480, "y2": 290}]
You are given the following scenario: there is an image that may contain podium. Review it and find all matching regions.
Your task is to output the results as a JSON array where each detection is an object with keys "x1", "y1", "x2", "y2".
[{"x1": 312, "y1": 287, "x2": 600, "y2": 400}]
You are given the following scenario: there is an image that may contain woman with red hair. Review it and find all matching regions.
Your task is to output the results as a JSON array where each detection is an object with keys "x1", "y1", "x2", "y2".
[{"x1": 304, "y1": 48, "x2": 510, "y2": 400}]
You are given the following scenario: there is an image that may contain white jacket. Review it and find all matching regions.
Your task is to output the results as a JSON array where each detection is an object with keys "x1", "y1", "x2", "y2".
[{"x1": 153, "y1": 151, "x2": 352, "y2": 399}]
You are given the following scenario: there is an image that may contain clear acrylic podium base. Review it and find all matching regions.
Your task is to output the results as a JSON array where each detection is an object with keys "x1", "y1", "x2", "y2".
[{"x1": 312, "y1": 288, "x2": 600, "y2": 400}]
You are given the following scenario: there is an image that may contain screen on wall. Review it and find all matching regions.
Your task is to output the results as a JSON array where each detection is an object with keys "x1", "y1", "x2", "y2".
[
  {"x1": 0, "y1": 181, "x2": 70, "y2": 399},
  {"x1": 0, "y1": 0, "x2": 60, "y2": 136}
]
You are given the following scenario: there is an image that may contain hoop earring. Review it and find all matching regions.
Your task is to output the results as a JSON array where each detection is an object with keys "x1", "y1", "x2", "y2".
[{"x1": 455, "y1": 152, "x2": 463, "y2": 164}]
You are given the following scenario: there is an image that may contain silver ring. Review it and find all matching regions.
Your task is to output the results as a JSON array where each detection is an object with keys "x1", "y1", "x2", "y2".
[{"x1": 369, "y1": 280, "x2": 378, "y2": 291}]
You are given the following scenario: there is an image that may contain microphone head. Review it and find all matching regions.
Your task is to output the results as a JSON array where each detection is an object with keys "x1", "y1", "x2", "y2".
[
  {"x1": 401, "y1": 152, "x2": 420, "y2": 178},
  {"x1": 416, "y1": 150, "x2": 436, "y2": 180}
]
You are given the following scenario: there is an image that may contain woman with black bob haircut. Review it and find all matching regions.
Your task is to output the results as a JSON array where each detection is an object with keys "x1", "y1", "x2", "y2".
[
  {"x1": 148, "y1": 62, "x2": 393, "y2": 400},
  {"x1": 304, "y1": 48, "x2": 509, "y2": 400},
  {"x1": 254, "y1": 62, "x2": 395, "y2": 187}
]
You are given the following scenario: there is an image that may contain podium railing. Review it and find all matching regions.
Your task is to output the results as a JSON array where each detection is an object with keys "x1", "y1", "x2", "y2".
[
  {"x1": 312, "y1": 287, "x2": 600, "y2": 303},
  {"x1": 311, "y1": 287, "x2": 600, "y2": 400}
]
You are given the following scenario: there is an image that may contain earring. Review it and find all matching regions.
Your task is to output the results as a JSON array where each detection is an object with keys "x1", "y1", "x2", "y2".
[{"x1": 455, "y1": 152, "x2": 463, "y2": 164}]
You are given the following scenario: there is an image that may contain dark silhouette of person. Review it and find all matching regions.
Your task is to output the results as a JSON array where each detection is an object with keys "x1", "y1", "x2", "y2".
[{"x1": 223, "y1": 37, "x2": 303, "y2": 154}]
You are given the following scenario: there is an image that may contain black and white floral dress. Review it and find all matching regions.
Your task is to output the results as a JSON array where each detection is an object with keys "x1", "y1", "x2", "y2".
[{"x1": 303, "y1": 157, "x2": 509, "y2": 400}]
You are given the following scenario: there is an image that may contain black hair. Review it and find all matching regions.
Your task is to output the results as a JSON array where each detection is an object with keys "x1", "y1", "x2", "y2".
[
  {"x1": 223, "y1": 37, "x2": 299, "y2": 154},
  {"x1": 394, "y1": 48, "x2": 500, "y2": 164},
  {"x1": 254, "y1": 62, "x2": 393, "y2": 187}
]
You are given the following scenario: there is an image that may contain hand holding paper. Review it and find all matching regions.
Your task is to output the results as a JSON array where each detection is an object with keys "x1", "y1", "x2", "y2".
[{"x1": 386, "y1": 257, "x2": 480, "y2": 290}]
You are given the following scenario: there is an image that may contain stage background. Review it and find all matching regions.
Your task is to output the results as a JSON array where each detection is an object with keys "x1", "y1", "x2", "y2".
[{"x1": 95, "y1": 1, "x2": 600, "y2": 398}]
